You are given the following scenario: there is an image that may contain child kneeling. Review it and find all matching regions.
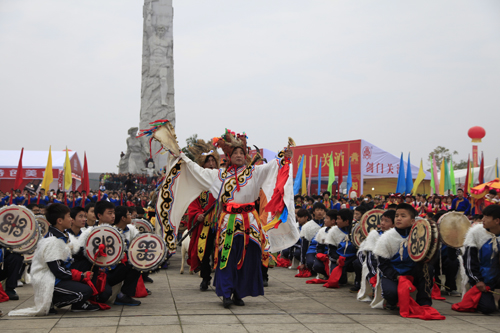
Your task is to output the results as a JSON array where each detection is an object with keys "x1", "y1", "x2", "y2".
[{"x1": 9, "y1": 204, "x2": 97, "y2": 316}]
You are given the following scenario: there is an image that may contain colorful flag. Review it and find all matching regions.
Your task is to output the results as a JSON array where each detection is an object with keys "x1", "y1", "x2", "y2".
[
  {"x1": 470, "y1": 162, "x2": 475, "y2": 189},
  {"x1": 444, "y1": 159, "x2": 451, "y2": 194},
  {"x1": 64, "y1": 147, "x2": 72, "y2": 190},
  {"x1": 439, "y1": 159, "x2": 445, "y2": 195},
  {"x1": 14, "y1": 148, "x2": 24, "y2": 190},
  {"x1": 449, "y1": 157, "x2": 456, "y2": 195},
  {"x1": 496, "y1": 158, "x2": 499, "y2": 179},
  {"x1": 412, "y1": 159, "x2": 426, "y2": 195},
  {"x1": 41, "y1": 146, "x2": 53, "y2": 192},
  {"x1": 396, "y1": 153, "x2": 406, "y2": 194},
  {"x1": 301, "y1": 155, "x2": 307, "y2": 196},
  {"x1": 464, "y1": 155, "x2": 470, "y2": 194},
  {"x1": 317, "y1": 157, "x2": 322, "y2": 195},
  {"x1": 82, "y1": 152, "x2": 90, "y2": 194},
  {"x1": 307, "y1": 155, "x2": 312, "y2": 196},
  {"x1": 346, "y1": 157, "x2": 352, "y2": 195},
  {"x1": 337, "y1": 153, "x2": 343, "y2": 199},
  {"x1": 405, "y1": 153, "x2": 413, "y2": 195},
  {"x1": 478, "y1": 151, "x2": 484, "y2": 184},
  {"x1": 432, "y1": 155, "x2": 439, "y2": 194},
  {"x1": 293, "y1": 155, "x2": 304, "y2": 195},
  {"x1": 327, "y1": 152, "x2": 335, "y2": 194},
  {"x1": 429, "y1": 156, "x2": 435, "y2": 195}
]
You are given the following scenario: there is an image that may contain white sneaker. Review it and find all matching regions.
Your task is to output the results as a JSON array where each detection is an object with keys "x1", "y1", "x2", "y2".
[{"x1": 17, "y1": 281, "x2": 23, "y2": 287}]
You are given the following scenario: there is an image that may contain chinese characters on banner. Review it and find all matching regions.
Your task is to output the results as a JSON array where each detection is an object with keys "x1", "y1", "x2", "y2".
[{"x1": 291, "y1": 140, "x2": 361, "y2": 196}]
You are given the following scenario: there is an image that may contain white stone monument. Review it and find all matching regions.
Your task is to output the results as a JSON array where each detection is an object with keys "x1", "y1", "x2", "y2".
[{"x1": 139, "y1": 0, "x2": 175, "y2": 170}]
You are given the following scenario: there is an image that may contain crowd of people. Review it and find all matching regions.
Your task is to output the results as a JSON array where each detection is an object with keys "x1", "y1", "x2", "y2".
[
  {"x1": 271, "y1": 190, "x2": 500, "y2": 316},
  {"x1": 99, "y1": 172, "x2": 162, "y2": 192},
  {"x1": 1, "y1": 201, "x2": 158, "y2": 316}
]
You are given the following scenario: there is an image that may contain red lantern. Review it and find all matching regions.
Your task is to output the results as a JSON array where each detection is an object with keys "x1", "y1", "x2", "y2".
[{"x1": 468, "y1": 126, "x2": 486, "y2": 143}]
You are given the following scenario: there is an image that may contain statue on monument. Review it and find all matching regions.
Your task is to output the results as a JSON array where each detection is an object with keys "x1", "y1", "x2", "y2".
[{"x1": 123, "y1": 127, "x2": 149, "y2": 174}]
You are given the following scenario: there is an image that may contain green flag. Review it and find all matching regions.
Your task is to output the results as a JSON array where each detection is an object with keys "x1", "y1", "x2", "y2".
[
  {"x1": 429, "y1": 156, "x2": 435, "y2": 194},
  {"x1": 444, "y1": 159, "x2": 451, "y2": 194},
  {"x1": 470, "y1": 164, "x2": 475, "y2": 189},
  {"x1": 327, "y1": 153, "x2": 335, "y2": 193},
  {"x1": 450, "y1": 157, "x2": 456, "y2": 195}
]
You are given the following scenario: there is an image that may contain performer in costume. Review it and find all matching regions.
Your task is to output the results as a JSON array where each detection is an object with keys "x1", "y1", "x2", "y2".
[
  {"x1": 9, "y1": 204, "x2": 98, "y2": 316},
  {"x1": 299, "y1": 203, "x2": 326, "y2": 274},
  {"x1": 312, "y1": 209, "x2": 337, "y2": 277},
  {"x1": 373, "y1": 203, "x2": 433, "y2": 310},
  {"x1": 143, "y1": 122, "x2": 299, "y2": 308},
  {"x1": 0, "y1": 247, "x2": 24, "y2": 300},
  {"x1": 281, "y1": 208, "x2": 310, "y2": 263},
  {"x1": 325, "y1": 208, "x2": 362, "y2": 291},
  {"x1": 185, "y1": 139, "x2": 220, "y2": 291},
  {"x1": 462, "y1": 204, "x2": 500, "y2": 314}
]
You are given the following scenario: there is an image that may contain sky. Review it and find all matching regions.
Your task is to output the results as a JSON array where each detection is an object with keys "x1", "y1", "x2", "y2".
[{"x1": 1, "y1": 0, "x2": 499, "y2": 173}]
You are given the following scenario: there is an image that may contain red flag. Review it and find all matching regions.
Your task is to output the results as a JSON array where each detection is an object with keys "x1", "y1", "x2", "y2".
[
  {"x1": 120, "y1": 192, "x2": 123, "y2": 205},
  {"x1": 14, "y1": 148, "x2": 24, "y2": 190},
  {"x1": 82, "y1": 152, "x2": 90, "y2": 194},
  {"x1": 37, "y1": 193, "x2": 40, "y2": 205},
  {"x1": 337, "y1": 153, "x2": 343, "y2": 200},
  {"x1": 478, "y1": 152, "x2": 484, "y2": 184},
  {"x1": 464, "y1": 156, "x2": 470, "y2": 195}
]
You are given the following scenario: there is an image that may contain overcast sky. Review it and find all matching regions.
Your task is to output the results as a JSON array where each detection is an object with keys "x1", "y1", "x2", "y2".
[{"x1": 1, "y1": 0, "x2": 499, "y2": 173}]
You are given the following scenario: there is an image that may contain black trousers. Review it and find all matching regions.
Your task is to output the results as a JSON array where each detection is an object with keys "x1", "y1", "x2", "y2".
[
  {"x1": 262, "y1": 264, "x2": 269, "y2": 281},
  {"x1": 305, "y1": 253, "x2": 316, "y2": 272},
  {"x1": 53, "y1": 280, "x2": 93, "y2": 308},
  {"x1": 106, "y1": 262, "x2": 141, "y2": 297},
  {"x1": 0, "y1": 251, "x2": 24, "y2": 290},
  {"x1": 281, "y1": 247, "x2": 301, "y2": 261},
  {"x1": 313, "y1": 255, "x2": 327, "y2": 276},
  {"x1": 200, "y1": 228, "x2": 216, "y2": 282},
  {"x1": 330, "y1": 256, "x2": 362, "y2": 284},
  {"x1": 381, "y1": 263, "x2": 433, "y2": 307},
  {"x1": 434, "y1": 249, "x2": 459, "y2": 291}
]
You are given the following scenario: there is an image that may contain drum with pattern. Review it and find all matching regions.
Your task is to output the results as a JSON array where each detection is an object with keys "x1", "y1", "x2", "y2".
[
  {"x1": 360, "y1": 209, "x2": 384, "y2": 238},
  {"x1": 438, "y1": 212, "x2": 471, "y2": 248},
  {"x1": 128, "y1": 233, "x2": 167, "y2": 272},
  {"x1": 35, "y1": 215, "x2": 51, "y2": 237},
  {"x1": 407, "y1": 218, "x2": 439, "y2": 262},
  {"x1": 13, "y1": 222, "x2": 41, "y2": 254},
  {"x1": 132, "y1": 219, "x2": 155, "y2": 234},
  {"x1": 0, "y1": 205, "x2": 39, "y2": 249},
  {"x1": 83, "y1": 225, "x2": 125, "y2": 267},
  {"x1": 350, "y1": 223, "x2": 365, "y2": 248}
]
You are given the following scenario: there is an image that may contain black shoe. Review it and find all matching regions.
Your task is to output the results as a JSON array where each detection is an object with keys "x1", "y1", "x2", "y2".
[
  {"x1": 223, "y1": 297, "x2": 233, "y2": 308},
  {"x1": 385, "y1": 302, "x2": 398, "y2": 310},
  {"x1": 232, "y1": 296, "x2": 245, "y2": 306},
  {"x1": 263, "y1": 279, "x2": 268, "y2": 287},
  {"x1": 146, "y1": 288, "x2": 152, "y2": 295},
  {"x1": 49, "y1": 307, "x2": 58, "y2": 315},
  {"x1": 349, "y1": 282, "x2": 361, "y2": 293},
  {"x1": 114, "y1": 294, "x2": 141, "y2": 306},
  {"x1": 6, "y1": 289, "x2": 19, "y2": 301},
  {"x1": 143, "y1": 276, "x2": 154, "y2": 283},
  {"x1": 71, "y1": 302, "x2": 100, "y2": 312},
  {"x1": 200, "y1": 279, "x2": 210, "y2": 291}
]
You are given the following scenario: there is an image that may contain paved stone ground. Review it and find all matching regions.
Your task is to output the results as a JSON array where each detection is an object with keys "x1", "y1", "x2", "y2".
[{"x1": 1, "y1": 254, "x2": 499, "y2": 333}]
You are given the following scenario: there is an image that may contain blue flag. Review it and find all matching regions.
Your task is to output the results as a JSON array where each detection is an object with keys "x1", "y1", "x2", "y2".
[
  {"x1": 396, "y1": 153, "x2": 406, "y2": 194},
  {"x1": 317, "y1": 157, "x2": 322, "y2": 195},
  {"x1": 405, "y1": 153, "x2": 413, "y2": 195},
  {"x1": 346, "y1": 157, "x2": 352, "y2": 195},
  {"x1": 294, "y1": 155, "x2": 304, "y2": 195}
]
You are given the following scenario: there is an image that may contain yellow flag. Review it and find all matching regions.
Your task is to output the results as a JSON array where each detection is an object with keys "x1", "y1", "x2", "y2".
[
  {"x1": 64, "y1": 147, "x2": 72, "y2": 190},
  {"x1": 301, "y1": 155, "x2": 307, "y2": 196},
  {"x1": 439, "y1": 159, "x2": 445, "y2": 195},
  {"x1": 412, "y1": 159, "x2": 426, "y2": 195},
  {"x1": 41, "y1": 146, "x2": 53, "y2": 191}
]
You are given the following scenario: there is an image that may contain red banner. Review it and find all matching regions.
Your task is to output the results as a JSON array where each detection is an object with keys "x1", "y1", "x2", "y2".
[
  {"x1": 291, "y1": 140, "x2": 361, "y2": 196},
  {"x1": 0, "y1": 168, "x2": 59, "y2": 179}
]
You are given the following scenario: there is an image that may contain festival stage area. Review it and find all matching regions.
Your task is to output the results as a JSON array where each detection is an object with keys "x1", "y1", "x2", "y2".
[{"x1": 1, "y1": 254, "x2": 498, "y2": 333}]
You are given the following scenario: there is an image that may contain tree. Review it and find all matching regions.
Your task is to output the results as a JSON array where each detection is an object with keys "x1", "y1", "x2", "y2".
[
  {"x1": 427, "y1": 146, "x2": 467, "y2": 170},
  {"x1": 181, "y1": 134, "x2": 198, "y2": 161}
]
